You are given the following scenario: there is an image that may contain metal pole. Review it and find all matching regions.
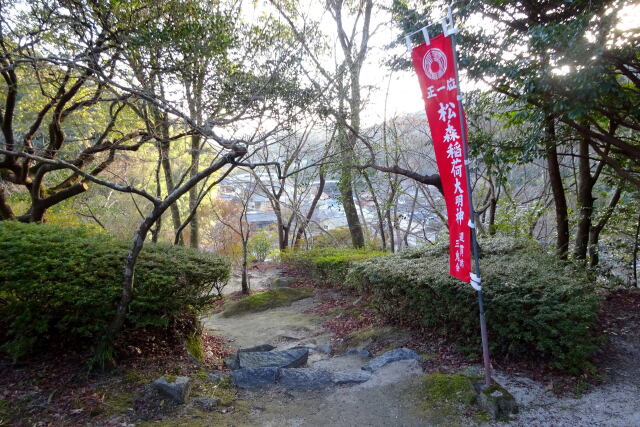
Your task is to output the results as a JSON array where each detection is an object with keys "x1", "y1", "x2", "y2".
[{"x1": 449, "y1": 27, "x2": 493, "y2": 387}]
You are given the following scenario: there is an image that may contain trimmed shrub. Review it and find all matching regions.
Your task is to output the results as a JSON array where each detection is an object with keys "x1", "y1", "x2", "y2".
[
  {"x1": 345, "y1": 238, "x2": 600, "y2": 374},
  {"x1": 0, "y1": 221, "x2": 230, "y2": 360},
  {"x1": 281, "y1": 247, "x2": 384, "y2": 285}
]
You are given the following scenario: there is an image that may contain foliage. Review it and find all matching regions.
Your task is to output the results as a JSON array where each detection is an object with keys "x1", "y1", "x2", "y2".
[
  {"x1": 305, "y1": 227, "x2": 354, "y2": 249},
  {"x1": 248, "y1": 231, "x2": 273, "y2": 262},
  {"x1": 280, "y1": 247, "x2": 384, "y2": 285},
  {"x1": 0, "y1": 222, "x2": 230, "y2": 361},
  {"x1": 221, "y1": 287, "x2": 313, "y2": 317},
  {"x1": 345, "y1": 237, "x2": 600, "y2": 374}
]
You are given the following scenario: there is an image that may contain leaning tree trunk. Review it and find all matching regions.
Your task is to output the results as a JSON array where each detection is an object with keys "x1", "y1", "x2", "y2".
[
  {"x1": 159, "y1": 137, "x2": 184, "y2": 246},
  {"x1": 293, "y1": 171, "x2": 325, "y2": 247},
  {"x1": 589, "y1": 187, "x2": 622, "y2": 268},
  {"x1": 106, "y1": 150, "x2": 241, "y2": 345}
]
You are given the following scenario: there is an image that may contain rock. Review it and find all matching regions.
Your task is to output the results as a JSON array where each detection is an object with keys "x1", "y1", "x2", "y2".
[
  {"x1": 230, "y1": 367, "x2": 278, "y2": 388},
  {"x1": 239, "y1": 344, "x2": 276, "y2": 353},
  {"x1": 238, "y1": 348, "x2": 309, "y2": 369},
  {"x1": 271, "y1": 277, "x2": 296, "y2": 288},
  {"x1": 207, "y1": 371, "x2": 231, "y2": 383},
  {"x1": 153, "y1": 376, "x2": 192, "y2": 404},
  {"x1": 192, "y1": 396, "x2": 219, "y2": 411},
  {"x1": 224, "y1": 355, "x2": 240, "y2": 370},
  {"x1": 225, "y1": 344, "x2": 276, "y2": 370},
  {"x1": 361, "y1": 348, "x2": 421, "y2": 372},
  {"x1": 316, "y1": 344, "x2": 332, "y2": 355},
  {"x1": 278, "y1": 368, "x2": 333, "y2": 390},
  {"x1": 345, "y1": 349, "x2": 371, "y2": 358},
  {"x1": 331, "y1": 370, "x2": 372, "y2": 385},
  {"x1": 475, "y1": 382, "x2": 518, "y2": 421}
]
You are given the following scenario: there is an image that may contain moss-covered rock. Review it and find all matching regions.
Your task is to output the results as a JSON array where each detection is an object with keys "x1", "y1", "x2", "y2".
[
  {"x1": 338, "y1": 326, "x2": 411, "y2": 354},
  {"x1": 475, "y1": 382, "x2": 518, "y2": 421},
  {"x1": 222, "y1": 288, "x2": 313, "y2": 317},
  {"x1": 422, "y1": 373, "x2": 478, "y2": 406}
]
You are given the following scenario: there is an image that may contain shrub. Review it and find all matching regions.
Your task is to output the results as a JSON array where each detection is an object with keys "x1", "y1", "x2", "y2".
[
  {"x1": 281, "y1": 247, "x2": 384, "y2": 285},
  {"x1": 346, "y1": 237, "x2": 600, "y2": 374},
  {"x1": 0, "y1": 221, "x2": 230, "y2": 361}
]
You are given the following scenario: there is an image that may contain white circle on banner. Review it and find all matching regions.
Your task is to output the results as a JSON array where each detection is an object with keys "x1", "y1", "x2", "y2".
[{"x1": 422, "y1": 48, "x2": 447, "y2": 80}]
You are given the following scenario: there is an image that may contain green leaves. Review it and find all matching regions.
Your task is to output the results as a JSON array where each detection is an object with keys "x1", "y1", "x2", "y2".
[
  {"x1": 344, "y1": 237, "x2": 600, "y2": 374},
  {"x1": 0, "y1": 221, "x2": 231, "y2": 361}
]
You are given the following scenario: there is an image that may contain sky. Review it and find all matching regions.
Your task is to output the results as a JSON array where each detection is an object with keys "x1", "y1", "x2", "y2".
[{"x1": 250, "y1": 1, "x2": 640, "y2": 128}]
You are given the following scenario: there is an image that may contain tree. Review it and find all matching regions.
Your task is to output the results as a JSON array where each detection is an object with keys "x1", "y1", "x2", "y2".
[
  {"x1": 1, "y1": 0, "x2": 318, "y2": 359},
  {"x1": 392, "y1": 0, "x2": 639, "y2": 259}
]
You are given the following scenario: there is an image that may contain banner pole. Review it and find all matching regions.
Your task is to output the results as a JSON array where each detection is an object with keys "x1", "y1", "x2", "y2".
[{"x1": 447, "y1": 19, "x2": 493, "y2": 387}]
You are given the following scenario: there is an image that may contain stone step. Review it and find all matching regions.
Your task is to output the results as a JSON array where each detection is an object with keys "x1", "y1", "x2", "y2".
[{"x1": 227, "y1": 367, "x2": 372, "y2": 389}]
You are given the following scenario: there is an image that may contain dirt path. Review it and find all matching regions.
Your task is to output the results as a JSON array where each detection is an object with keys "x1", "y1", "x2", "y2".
[
  {"x1": 201, "y1": 281, "x2": 640, "y2": 427},
  {"x1": 201, "y1": 291, "x2": 438, "y2": 426}
]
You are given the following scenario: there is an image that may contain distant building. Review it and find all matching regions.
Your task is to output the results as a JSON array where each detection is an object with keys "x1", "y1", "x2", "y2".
[{"x1": 246, "y1": 211, "x2": 277, "y2": 229}]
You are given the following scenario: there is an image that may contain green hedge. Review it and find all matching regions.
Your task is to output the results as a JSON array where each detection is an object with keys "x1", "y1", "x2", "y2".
[
  {"x1": 0, "y1": 222, "x2": 230, "y2": 360},
  {"x1": 281, "y1": 247, "x2": 384, "y2": 286},
  {"x1": 344, "y1": 238, "x2": 600, "y2": 374}
]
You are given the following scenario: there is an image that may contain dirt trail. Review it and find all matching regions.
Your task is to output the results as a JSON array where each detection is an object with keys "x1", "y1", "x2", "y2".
[
  {"x1": 202, "y1": 276, "x2": 640, "y2": 427},
  {"x1": 201, "y1": 289, "x2": 437, "y2": 426}
]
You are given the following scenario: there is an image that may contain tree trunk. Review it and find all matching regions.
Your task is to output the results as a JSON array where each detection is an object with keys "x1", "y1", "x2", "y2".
[
  {"x1": 339, "y1": 144, "x2": 365, "y2": 248},
  {"x1": 241, "y1": 240, "x2": 250, "y2": 294},
  {"x1": 544, "y1": 115, "x2": 569, "y2": 259},
  {"x1": 589, "y1": 186, "x2": 622, "y2": 268},
  {"x1": 633, "y1": 211, "x2": 640, "y2": 288},
  {"x1": 293, "y1": 171, "x2": 325, "y2": 247},
  {"x1": 403, "y1": 186, "x2": 419, "y2": 247},
  {"x1": 159, "y1": 137, "x2": 184, "y2": 246},
  {"x1": 574, "y1": 133, "x2": 594, "y2": 260},
  {"x1": 106, "y1": 150, "x2": 240, "y2": 347},
  {"x1": 151, "y1": 148, "x2": 163, "y2": 243},
  {"x1": 189, "y1": 133, "x2": 200, "y2": 248},
  {"x1": 0, "y1": 181, "x2": 15, "y2": 220},
  {"x1": 362, "y1": 172, "x2": 386, "y2": 250}
]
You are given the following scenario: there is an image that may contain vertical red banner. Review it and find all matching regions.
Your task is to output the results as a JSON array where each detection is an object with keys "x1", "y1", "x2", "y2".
[{"x1": 411, "y1": 33, "x2": 471, "y2": 283}]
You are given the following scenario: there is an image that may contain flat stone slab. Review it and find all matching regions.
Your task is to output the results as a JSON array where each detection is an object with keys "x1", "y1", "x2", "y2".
[
  {"x1": 278, "y1": 368, "x2": 333, "y2": 390},
  {"x1": 361, "y1": 348, "x2": 421, "y2": 372},
  {"x1": 331, "y1": 370, "x2": 372, "y2": 385},
  {"x1": 238, "y1": 348, "x2": 309, "y2": 369},
  {"x1": 153, "y1": 376, "x2": 192, "y2": 403},
  {"x1": 230, "y1": 367, "x2": 278, "y2": 388},
  {"x1": 239, "y1": 344, "x2": 276, "y2": 353}
]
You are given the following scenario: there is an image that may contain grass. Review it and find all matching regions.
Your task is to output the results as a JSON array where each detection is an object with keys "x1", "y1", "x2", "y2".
[
  {"x1": 222, "y1": 287, "x2": 313, "y2": 317},
  {"x1": 101, "y1": 390, "x2": 135, "y2": 416},
  {"x1": 185, "y1": 333, "x2": 204, "y2": 362}
]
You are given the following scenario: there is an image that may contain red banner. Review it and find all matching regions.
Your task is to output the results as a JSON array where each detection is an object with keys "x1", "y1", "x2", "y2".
[{"x1": 411, "y1": 33, "x2": 471, "y2": 283}]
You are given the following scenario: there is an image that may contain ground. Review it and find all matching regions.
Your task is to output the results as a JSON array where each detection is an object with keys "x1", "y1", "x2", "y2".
[{"x1": 1, "y1": 265, "x2": 639, "y2": 426}]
